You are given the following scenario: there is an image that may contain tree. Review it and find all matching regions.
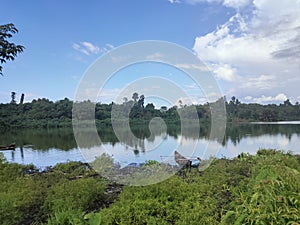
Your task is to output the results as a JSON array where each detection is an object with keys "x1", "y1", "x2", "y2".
[
  {"x1": 283, "y1": 99, "x2": 292, "y2": 106},
  {"x1": 132, "y1": 92, "x2": 139, "y2": 102},
  {"x1": 229, "y1": 96, "x2": 236, "y2": 105},
  {"x1": 0, "y1": 23, "x2": 25, "y2": 76},
  {"x1": 178, "y1": 100, "x2": 183, "y2": 108},
  {"x1": 145, "y1": 103, "x2": 155, "y2": 110},
  {"x1": 122, "y1": 97, "x2": 128, "y2": 104},
  {"x1": 20, "y1": 93, "x2": 24, "y2": 104},
  {"x1": 160, "y1": 106, "x2": 167, "y2": 112},
  {"x1": 138, "y1": 94, "x2": 145, "y2": 108},
  {"x1": 11, "y1": 91, "x2": 16, "y2": 104}
]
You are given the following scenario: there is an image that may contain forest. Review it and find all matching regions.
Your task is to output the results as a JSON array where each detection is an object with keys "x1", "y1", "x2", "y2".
[
  {"x1": 1, "y1": 93, "x2": 300, "y2": 129},
  {"x1": 0, "y1": 149, "x2": 299, "y2": 224}
]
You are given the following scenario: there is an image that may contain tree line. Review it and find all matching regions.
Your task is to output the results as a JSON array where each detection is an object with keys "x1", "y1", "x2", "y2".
[{"x1": 1, "y1": 93, "x2": 300, "y2": 129}]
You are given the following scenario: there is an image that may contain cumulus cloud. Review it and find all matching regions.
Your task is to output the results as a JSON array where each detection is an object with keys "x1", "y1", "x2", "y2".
[
  {"x1": 212, "y1": 63, "x2": 239, "y2": 81},
  {"x1": 194, "y1": 13, "x2": 273, "y2": 67},
  {"x1": 192, "y1": 0, "x2": 300, "y2": 103},
  {"x1": 72, "y1": 42, "x2": 114, "y2": 56}
]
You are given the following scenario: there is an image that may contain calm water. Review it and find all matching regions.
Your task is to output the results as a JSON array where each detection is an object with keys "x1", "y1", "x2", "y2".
[{"x1": 1, "y1": 123, "x2": 300, "y2": 168}]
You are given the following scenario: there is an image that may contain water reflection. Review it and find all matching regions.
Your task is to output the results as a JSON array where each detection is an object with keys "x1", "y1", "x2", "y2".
[
  {"x1": 0, "y1": 123, "x2": 300, "y2": 167},
  {"x1": 0, "y1": 128, "x2": 77, "y2": 150}
]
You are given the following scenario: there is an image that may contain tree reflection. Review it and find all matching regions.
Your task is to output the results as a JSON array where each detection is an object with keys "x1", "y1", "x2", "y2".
[{"x1": 1, "y1": 123, "x2": 300, "y2": 154}]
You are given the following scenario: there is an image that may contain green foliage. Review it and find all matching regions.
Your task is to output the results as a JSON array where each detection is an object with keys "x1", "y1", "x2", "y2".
[
  {"x1": 98, "y1": 159, "x2": 240, "y2": 224},
  {"x1": 1, "y1": 94, "x2": 300, "y2": 130},
  {"x1": 0, "y1": 98, "x2": 73, "y2": 128},
  {"x1": 43, "y1": 178, "x2": 107, "y2": 215},
  {"x1": 226, "y1": 96, "x2": 300, "y2": 122},
  {"x1": 221, "y1": 150, "x2": 300, "y2": 225},
  {"x1": 0, "y1": 150, "x2": 299, "y2": 224},
  {"x1": 84, "y1": 212, "x2": 102, "y2": 225},
  {"x1": 46, "y1": 208, "x2": 85, "y2": 225},
  {"x1": 0, "y1": 155, "x2": 109, "y2": 225},
  {"x1": 92, "y1": 154, "x2": 178, "y2": 186},
  {"x1": 52, "y1": 161, "x2": 92, "y2": 177},
  {"x1": 144, "y1": 160, "x2": 159, "y2": 166},
  {"x1": 0, "y1": 160, "x2": 44, "y2": 224},
  {"x1": 97, "y1": 150, "x2": 300, "y2": 225},
  {"x1": 0, "y1": 23, "x2": 25, "y2": 76}
]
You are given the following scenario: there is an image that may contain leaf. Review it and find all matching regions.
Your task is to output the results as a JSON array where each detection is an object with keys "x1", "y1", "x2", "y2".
[
  {"x1": 234, "y1": 214, "x2": 247, "y2": 225},
  {"x1": 84, "y1": 212, "x2": 102, "y2": 225}
]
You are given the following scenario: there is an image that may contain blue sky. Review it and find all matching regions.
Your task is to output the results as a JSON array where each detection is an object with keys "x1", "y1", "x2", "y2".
[{"x1": 1, "y1": 0, "x2": 300, "y2": 105}]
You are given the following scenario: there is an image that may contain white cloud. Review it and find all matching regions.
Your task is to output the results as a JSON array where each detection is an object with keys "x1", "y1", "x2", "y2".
[
  {"x1": 193, "y1": 0, "x2": 300, "y2": 102},
  {"x1": 184, "y1": 83, "x2": 199, "y2": 89},
  {"x1": 223, "y1": 0, "x2": 251, "y2": 8},
  {"x1": 244, "y1": 96, "x2": 252, "y2": 100},
  {"x1": 242, "y1": 74, "x2": 277, "y2": 90},
  {"x1": 168, "y1": 0, "x2": 181, "y2": 3},
  {"x1": 75, "y1": 85, "x2": 125, "y2": 103},
  {"x1": 182, "y1": 0, "x2": 251, "y2": 8},
  {"x1": 175, "y1": 63, "x2": 210, "y2": 71},
  {"x1": 72, "y1": 42, "x2": 114, "y2": 56},
  {"x1": 72, "y1": 43, "x2": 90, "y2": 55},
  {"x1": 72, "y1": 42, "x2": 99, "y2": 55},
  {"x1": 244, "y1": 93, "x2": 288, "y2": 104},
  {"x1": 100, "y1": 44, "x2": 115, "y2": 53},
  {"x1": 274, "y1": 93, "x2": 288, "y2": 102},
  {"x1": 194, "y1": 13, "x2": 274, "y2": 66},
  {"x1": 185, "y1": 0, "x2": 221, "y2": 5},
  {"x1": 146, "y1": 52, "x2": 164, "y2": 60},
  {"x1": 175, "y1": 91, "x2": 223, "y2": 106},
  {"x1": 105, "y1": 44, "x2": 115, "y2": 50},
  {"x1": 212, "y1": 63, "x2": 239, "y2": 81},
  {"x1": 98, "y1": 88, "x2": 123, "y2": 103},
  {"x1": 111, "y1": 55, "x2": 130, "y2": 63},
  {"x1": 81, "y1": 42, "x2": 100, "y2": 54},
  {"x1": 177, "y1": 96, "x2": 207, "y2": 105}
]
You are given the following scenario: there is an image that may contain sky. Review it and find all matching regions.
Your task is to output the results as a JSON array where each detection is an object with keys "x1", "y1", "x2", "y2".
[{"x1": 1, "y1": 0, "x2": 300, "y2": 106}]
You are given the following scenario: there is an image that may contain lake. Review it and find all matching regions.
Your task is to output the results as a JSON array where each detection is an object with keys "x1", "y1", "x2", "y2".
[{"x1": 1, "y1": 122, "x2": 300, "y2": 168}]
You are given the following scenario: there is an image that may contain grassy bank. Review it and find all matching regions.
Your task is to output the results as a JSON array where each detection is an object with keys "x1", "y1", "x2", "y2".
[{"x1": 0, "y1": 149, "x2": 299, "y2": 224}]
